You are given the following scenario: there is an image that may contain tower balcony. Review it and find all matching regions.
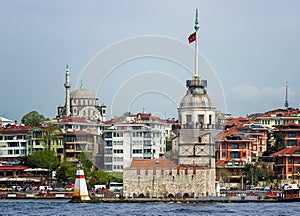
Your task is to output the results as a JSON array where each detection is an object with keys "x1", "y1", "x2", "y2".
[{"x1": 181, "y1": 123, "x2": 222, "y2": 130}]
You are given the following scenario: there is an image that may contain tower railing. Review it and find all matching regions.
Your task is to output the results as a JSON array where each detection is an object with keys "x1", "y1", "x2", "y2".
[{"x1": 181, "y1": 123, "x2": 223, "y2": 130}]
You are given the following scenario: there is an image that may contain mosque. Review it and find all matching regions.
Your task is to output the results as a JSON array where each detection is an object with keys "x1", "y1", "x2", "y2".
[{"x1": 56, "y1": 66, "x2": 106, "y2": 122}]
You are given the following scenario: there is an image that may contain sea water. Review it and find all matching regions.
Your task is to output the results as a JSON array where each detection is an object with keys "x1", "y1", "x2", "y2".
[{"x1": 1, "y1": 199, "x2": 300, "y2": 215}]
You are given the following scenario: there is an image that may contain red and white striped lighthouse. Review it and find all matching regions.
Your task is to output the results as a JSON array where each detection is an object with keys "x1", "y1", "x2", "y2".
[{"x1": 72, "y1": 169, "x2": 90, "y2": 201}]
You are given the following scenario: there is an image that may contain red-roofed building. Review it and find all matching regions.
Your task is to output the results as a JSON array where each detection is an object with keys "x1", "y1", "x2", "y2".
[
  {"x1": 215, "y1": 117, "x2": 269, "y2": 185},
  {"x1": 271, "y1": 146, "x2": 300, "y2": 181},
  {"x1": 274, "y1": 122, "x2": 300, "y2": 148},
  {"x1": 253, "y1": 108, "x2": 300, "y2": 128},
  {"x1": 0, "y1": 125, "x2": 32, "y2": 161}
]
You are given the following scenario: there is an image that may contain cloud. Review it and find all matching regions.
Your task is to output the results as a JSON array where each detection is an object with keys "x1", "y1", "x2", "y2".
[{"x1": 227, "y1": 84, "x2": 295, "y2": 116}]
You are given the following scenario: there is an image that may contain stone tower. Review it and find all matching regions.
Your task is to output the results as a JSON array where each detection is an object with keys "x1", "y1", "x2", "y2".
[
  {"x1": 178, "y1": 75, "x2": 217, "y2": 167},
  {"x1": 177, "y1": 9, "x2": 220, "y2": 195}
]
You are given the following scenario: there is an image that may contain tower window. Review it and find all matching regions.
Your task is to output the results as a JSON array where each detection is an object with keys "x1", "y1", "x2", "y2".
[{"x1": 186, "y1": 115, "x2": 192, "y2": 123}]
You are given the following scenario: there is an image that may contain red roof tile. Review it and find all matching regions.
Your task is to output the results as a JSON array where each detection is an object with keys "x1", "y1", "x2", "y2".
[{"x1": 271, "y1": 146, "x2": 300, "y2": 156}]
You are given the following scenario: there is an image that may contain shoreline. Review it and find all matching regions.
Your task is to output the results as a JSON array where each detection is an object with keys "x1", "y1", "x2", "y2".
[{"x1": 0, "y1": 192, "x2": 283, "y2": 203}]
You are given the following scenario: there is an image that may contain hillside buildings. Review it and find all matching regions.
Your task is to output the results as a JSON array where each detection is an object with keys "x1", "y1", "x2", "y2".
[
  {"x1": 102, "y1": 113, "x2": 172, "y2": 172},
  {"x1": 53, "y1": 66, "x2": 107, "y2": 165}
]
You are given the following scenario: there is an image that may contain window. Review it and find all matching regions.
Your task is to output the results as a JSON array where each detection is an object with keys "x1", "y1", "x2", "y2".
[
  {"x1": 288, "y1": 133, "x2": 296, "y2": 138},
  {"x1": 242, "y1": 143, "x2": 246, "y2": 148},
  {"x1": 104, "y1": 149, "x2": 112, "y2": 155},
  {"x1": 186, "y1": 115, "x2": 192, "y2": 123},
  {"x1": 113, "y1": 141, "x2": 123, "y2": 145},
  {"x1": 113, "y1": 157, "x2": 123, "y2": 162},
  {"x1": 113, "y1": 132, "x2": 123, "y2": 137},
  {"x1": 105, "y1": 141, "x2": 112, "y2": 147},
  {"x1": 222, "y1": 152, "x2": 226, "y2": 157},
  {"x1": 133, "y1": 132, "x2": 143, "y2": 137},
  {"x1": 8, "y1": 142, "x2": 19, "y2": 147},
  {"x1": 8, "y1": 150, "x2": 13, "y2": 155},
  {"x1": 288, "y1": 168, "x2": 292, "y2": 172},
  {"x1": 133, "y1": 149, "x2": 143, "y2": 154},
  {"x1": 222, "y1": 143, "x2": 226, "y2": 149},
  {"x1": 144, "y1": 149, "x2": 151, "y2": 154},
  {"x1": 105, "y1": 157, "x2": 112, "y2": 162},
  {"x1": 113, "y1": 149, "x2": 123, "y2": 154},
  {"x1": 104, "y1": 133, "x2": 112, "y2": 139},
  {"x1": 242, "y1": 152, "x2": 246, "y2": 157},
  {"x1": 230, "y1": 152, "x2": 240, "y2": 159},
  {"x1": 232, "y1": 144, "x2": 239, "y2": 149},
  {"x1": 143, "y1": 141, "x2": 151, "y2": 146},
  {"x1": 287, "y1": 140, "x2": 297, "y2": 147}
]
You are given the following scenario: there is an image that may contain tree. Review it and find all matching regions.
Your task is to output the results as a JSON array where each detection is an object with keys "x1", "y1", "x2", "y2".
[
  {"x1": 27, "y1": 150, "x2": 59, "y2": 171},
  {"x1": 78, "y1": 152, "x2": 94, "y2": 169},
  {"x1": 55, "y1": 162, "x2": 72, "y2": 187},
  {"x1": 218, "y1": 168, "x2": 229, "y2": 186},
  {"x1": 41, "y1": 122, "x2": 61, "y2": 150},
  {"x1": 21, "y1": 111, "x2": 49, "y2": 127},
  {"x1": 114, "y1": 111, "x2": 131, "y2": 121},
  {"x1": 88, "y1": 170, "x2": 123, "y2": 188}
]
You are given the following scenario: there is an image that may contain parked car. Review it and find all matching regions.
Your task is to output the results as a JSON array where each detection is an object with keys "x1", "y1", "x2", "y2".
[
  {"x1": 246, "y1": 185, "x2": 254, "y2": 190},
  {"x1": 39, "y1": 186, "x2": 53, "y2": 191}
]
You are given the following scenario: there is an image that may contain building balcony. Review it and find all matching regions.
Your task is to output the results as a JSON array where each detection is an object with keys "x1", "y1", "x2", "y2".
[{"x1": 65, "y1": 149, "x2": 75, "y2": 153}]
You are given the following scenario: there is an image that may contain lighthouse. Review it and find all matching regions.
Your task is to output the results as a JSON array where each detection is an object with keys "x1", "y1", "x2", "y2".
[{"x1": 71, "y1": 166, "x2": 91, "y2": 202}]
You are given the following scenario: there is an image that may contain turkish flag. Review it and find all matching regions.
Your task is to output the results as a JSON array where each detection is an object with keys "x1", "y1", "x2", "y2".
[{"x1": 188, "y1": 32, "x2": 196, "y2": 43}]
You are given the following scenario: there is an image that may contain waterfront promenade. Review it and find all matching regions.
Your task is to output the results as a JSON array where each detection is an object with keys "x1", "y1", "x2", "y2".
[{"x1": 0, "y1": 190, "x2": 279, "y2": 203}]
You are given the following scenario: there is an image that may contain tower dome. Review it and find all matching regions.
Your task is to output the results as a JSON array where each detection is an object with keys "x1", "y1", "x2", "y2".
[{"x1": 179, "y1": 76, "x2": 212, "y2": 109}]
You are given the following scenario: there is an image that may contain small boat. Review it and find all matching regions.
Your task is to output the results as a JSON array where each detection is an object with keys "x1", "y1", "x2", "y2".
[{"x1": 278, "y1": 184, "x2": 300, "y2": 202}]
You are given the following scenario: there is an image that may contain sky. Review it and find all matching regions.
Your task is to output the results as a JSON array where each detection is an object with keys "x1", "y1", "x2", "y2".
[{"x1": 1, "y1": 0, "x2": 300, "y2": 121}]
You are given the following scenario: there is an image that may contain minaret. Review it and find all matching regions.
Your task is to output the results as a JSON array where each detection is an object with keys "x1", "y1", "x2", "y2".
[
  {"x1": 64, "y1": 64, "x2": 71, "y2": 117},
  {"x1": 284, "y1": 81, "x2": 289, "y2": 109}
]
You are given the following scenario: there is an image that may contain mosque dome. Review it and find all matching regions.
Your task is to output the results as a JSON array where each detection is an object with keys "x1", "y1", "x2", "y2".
[{"x1": 70, "y1": 88, "x2": 95, "y2": 99}]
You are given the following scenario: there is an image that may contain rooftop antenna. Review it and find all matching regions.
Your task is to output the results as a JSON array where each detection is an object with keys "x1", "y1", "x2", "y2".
[{"x1": 284, "y1": 81, "x2": 289, "y2": 109}]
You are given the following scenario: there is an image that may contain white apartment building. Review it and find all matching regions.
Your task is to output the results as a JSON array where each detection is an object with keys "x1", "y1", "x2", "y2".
[
  {"x1": 0, "y1": 125, "x2": 30, "y2": 161},
  {"x1": 102, "y1": 114, "x2": 171, "y2": 172}
]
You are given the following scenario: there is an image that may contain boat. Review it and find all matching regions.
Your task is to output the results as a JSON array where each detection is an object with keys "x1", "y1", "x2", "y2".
[{"x1": 278, "y1": 184, "x2": 300, "y2": 202}]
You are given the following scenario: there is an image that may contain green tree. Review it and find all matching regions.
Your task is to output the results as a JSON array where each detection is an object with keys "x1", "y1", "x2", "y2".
[
  {"x1": 64, "y1": 166, "x2": 92, "y2": 182},
  {"x1": 88, "y1": 170, "x2": 122, "y2": 188},
  {"x1": 27, "y1": 150, "x2": 59, "y2": 170},
  {"x1": 218, "y1": 168, "x2": 229, "y2": 186},
  {"x1": 114, "y1": 111, "x2": 131, "y2": 121},
  {"x1": 41, "y1": 122, "x2": 61, "y2": 150},
  {"x1": 88, "y1": 169, "x2": 111, "y2": 187},
  {"x1": 55, "y1": 162, "x2": 72, "y2": 187},
  {"x1": 21, "y1": 111, "x2": 49, "y2": 127},
  {"x1": 78, "y1": 152, "x2": 94, "y2": 169}
]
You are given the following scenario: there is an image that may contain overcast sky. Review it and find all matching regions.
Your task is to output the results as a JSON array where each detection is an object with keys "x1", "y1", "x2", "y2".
[{"x1": 1, "y1": 0, "x2": 300, "y2": 121}]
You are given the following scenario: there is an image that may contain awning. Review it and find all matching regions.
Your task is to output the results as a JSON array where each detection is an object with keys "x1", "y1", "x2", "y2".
[
  {"x1": 0, "y1": 177, "x2": 40, "y2": 182},
  {"x1": 24, "y1": 168, "x2": 49, "y2": 172}
]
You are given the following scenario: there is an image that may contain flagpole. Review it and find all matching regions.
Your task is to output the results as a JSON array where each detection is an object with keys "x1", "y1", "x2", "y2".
[{"x1": 194, "y1": 9, "x2": 199, "y2": 77}]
